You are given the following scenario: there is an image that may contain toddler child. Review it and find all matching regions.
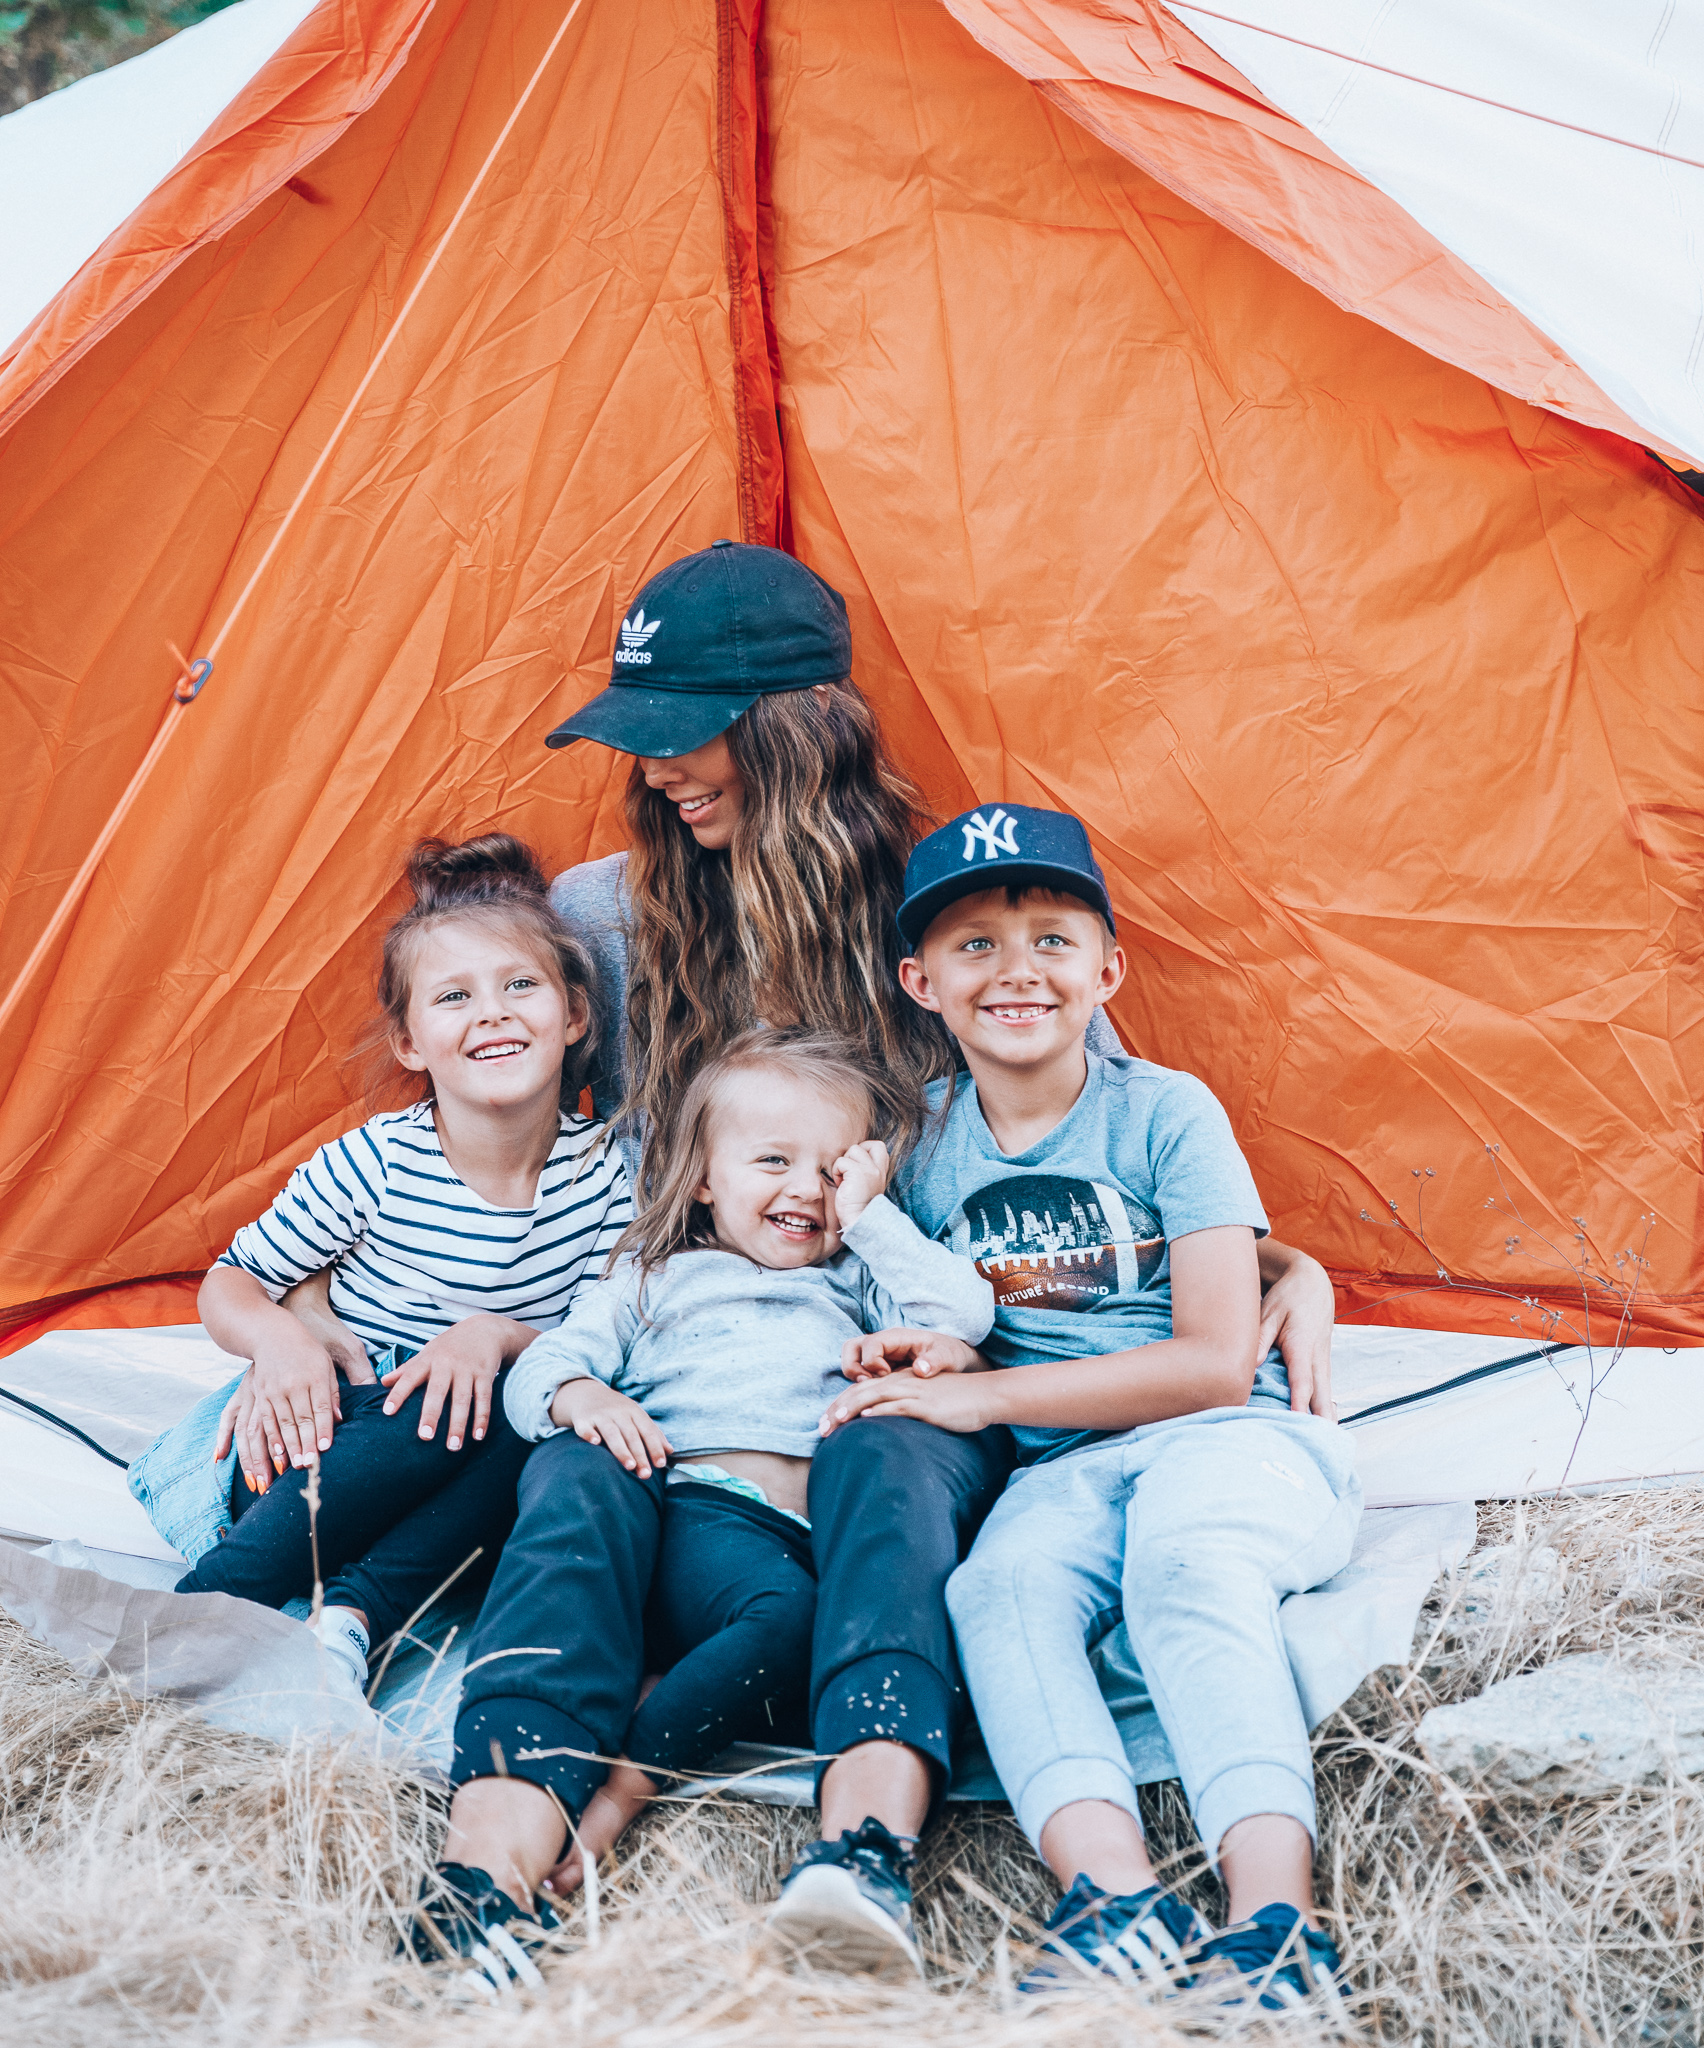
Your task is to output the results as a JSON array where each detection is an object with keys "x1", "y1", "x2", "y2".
[
  {"x1": 129, "y1": 834, "x2": 630, "y2": 1689},
  {"x1": 455, "y1": 1025, "x2": 993, "y2": 1897},
  {"x1": 817, "y1": 804, "x2": 1361, "y2": 2011}
]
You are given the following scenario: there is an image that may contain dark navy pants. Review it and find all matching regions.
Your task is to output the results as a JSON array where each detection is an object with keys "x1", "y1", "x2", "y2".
[
  {"x1": 451, "y1": 1417, "x2": 1013, "y2": 1829},
  {"x1": 175, "y1": 1380, "x2": 531, "y2": 1647}
]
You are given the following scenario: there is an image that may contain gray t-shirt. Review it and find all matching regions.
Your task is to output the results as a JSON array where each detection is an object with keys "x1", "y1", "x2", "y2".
[
  {"x1": 893, "y1": 1051, "x2": 1277, "y2": 1463},
  {"x1": 503, "y1": 1194, "x2": 995, "y2": 1458}
]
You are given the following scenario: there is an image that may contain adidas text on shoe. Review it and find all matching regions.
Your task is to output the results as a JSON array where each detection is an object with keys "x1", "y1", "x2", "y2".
[
  {"x1": 1194, "y1": 1902, "x2": 1348, "y2": 2016},
  {"x1": 766, "y1": 1817, "x2": 923, "y2": 1979},
  {"x1": 405, "y1": 1861, "x2": 559, "y2": 1999},
  {"x1": 1018, "y1": 1873, "x2": 1213, "y2": 1996}
]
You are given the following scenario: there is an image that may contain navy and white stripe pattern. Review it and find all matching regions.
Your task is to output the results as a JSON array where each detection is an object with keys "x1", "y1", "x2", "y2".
[{"x1": 218, "y1": 1101, "x2": 631, "y2": 1359}]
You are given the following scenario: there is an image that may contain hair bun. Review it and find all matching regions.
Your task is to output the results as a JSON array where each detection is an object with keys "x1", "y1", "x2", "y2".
[{"x1": 405, "y1": 833, "x2": 550, "y2": 913}]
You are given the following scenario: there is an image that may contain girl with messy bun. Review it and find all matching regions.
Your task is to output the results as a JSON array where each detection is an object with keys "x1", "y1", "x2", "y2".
[{"x1": 127, "y1": 834, "x2": 630, "y2": 1692}]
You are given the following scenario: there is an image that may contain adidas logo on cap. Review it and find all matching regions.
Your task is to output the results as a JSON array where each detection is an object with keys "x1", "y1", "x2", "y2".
[{"x1": 614, "y1": 607, "x2": 662, "y2": 665}]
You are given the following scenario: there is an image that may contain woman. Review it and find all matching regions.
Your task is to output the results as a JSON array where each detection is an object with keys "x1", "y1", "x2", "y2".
[{"x1": 314, "y1": 540, "x2": 1335, "y2": 1979}]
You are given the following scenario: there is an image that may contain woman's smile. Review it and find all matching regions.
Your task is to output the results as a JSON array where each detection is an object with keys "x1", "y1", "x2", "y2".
[{"x1": 640, "y1": 734, "x2": 747, "y2": 849}]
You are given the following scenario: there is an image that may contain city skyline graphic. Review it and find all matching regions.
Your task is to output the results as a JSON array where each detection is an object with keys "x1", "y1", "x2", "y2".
[{"x1": 946, "y1": 1172, "x2": 1163, "y2": 1313}]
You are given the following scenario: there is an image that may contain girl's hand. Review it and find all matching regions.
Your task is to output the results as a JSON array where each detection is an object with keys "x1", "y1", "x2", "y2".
[
  {"x1": 840, "y1": 1328, "x2": 986, "y2": 1382},
  {"x1": 281, "y1": 1267, "x2": 376, "y2": 1384},
  {"x1": 550, "y1": 1378, "x2": 673, "y2": 1479},
  {"x1": 1256, "y1": 1247, "x2": 1337, "y2": 1419},
  {"x1": 820, "y1": 1367, "x2": 999, "y2": 1437},
  {"x1": 830, "y1": 1139, "x2": 891, "y2": 1233},
  {"x1": 380, "y1": 1315, "x2": 512, "y2": 1451}
]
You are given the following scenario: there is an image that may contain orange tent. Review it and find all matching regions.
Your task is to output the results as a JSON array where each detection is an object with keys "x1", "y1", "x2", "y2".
[{"x1": 3, "y1": 0, "x2": 1702, "y2": 1353}]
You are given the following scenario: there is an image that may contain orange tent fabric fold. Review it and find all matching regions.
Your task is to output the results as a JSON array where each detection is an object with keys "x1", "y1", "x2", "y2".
[{"x1": 2, "y1": 0, "x2": 1702, "y2": 1351}]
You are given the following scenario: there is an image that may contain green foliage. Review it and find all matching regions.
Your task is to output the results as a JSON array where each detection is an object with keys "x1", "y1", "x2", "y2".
[{"x1": 0, "y1": 0, "x2": 238, "y2": 114}]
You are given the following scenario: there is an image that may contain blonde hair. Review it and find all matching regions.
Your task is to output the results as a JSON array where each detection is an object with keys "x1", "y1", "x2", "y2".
[
  {"x1": 619, "y1": 680, "x2": 952, "y2": 1197},
  {"x1": 609, "y1": 1027, "x2": 878, "y2": 1284},
  {"x1": 365, "y1": 834, "x2": 600, "y2": 1113}
]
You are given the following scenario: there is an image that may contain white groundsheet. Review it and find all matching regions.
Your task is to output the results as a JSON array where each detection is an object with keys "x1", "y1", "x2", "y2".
[{"x1": 8, "y1": 1318, "x2": 1696, "y2": 1799}]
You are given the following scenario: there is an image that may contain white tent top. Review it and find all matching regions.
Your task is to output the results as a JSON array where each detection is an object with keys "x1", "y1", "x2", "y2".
[
  {"x1": 1175, "y1": 0, "x2": 1704, "y2": 466},
  {"x1": 0, "y1": 0, "x2": 317, "y2": 352}
]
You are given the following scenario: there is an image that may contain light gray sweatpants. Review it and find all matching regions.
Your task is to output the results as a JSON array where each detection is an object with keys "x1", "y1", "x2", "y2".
[{"x1": 946, "y1": 1401, "x2": 1361, "y2": 1859}]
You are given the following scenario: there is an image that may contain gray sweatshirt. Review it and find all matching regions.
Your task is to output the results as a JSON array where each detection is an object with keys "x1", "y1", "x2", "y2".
[{"x1": 503, "y1": 1194, "x2": 995, "y2": 1457}]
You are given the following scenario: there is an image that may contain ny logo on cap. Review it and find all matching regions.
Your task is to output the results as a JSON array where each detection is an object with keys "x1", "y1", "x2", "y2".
[
  {"x1": 961, "y1": 808, "x2": 1020, "y2": 862},
  {"x1": 615, "y1": 608, "x2": 662, "y2": 666}
]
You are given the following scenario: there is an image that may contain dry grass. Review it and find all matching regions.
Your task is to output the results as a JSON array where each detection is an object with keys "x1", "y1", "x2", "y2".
[{"x1": 5, "y1": 1490, "x2": 1704, "y2": 2045}]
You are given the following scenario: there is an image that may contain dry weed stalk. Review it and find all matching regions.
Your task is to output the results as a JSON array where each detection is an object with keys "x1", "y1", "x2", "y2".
[{"x1": 5, "y1": 1486, "x2": 1704, "y2": 2044}]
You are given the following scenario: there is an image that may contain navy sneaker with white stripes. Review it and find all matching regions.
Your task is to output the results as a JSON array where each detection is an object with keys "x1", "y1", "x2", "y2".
[
  {"x1": 1018, "y1": 1873, "x2": 1214, "y2": 1995},
  {"x1": 766, "y1": 1817, "x2": 922, "y2": 1978},
  {"x1": 405, "y1": 1862, "x2": 560, "y2": 1997},
  {"x1": 1194, "y1": 1902, "x2": 1347, "y2": 2013}
]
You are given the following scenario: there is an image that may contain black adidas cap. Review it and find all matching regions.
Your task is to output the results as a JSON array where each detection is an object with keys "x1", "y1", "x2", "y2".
[
  {"x1": 897, "y1": 803, "x2": 1117, "y2": 950},
  {"x1": 545, "y1": 540, "x2": 853, "y2": 757}
]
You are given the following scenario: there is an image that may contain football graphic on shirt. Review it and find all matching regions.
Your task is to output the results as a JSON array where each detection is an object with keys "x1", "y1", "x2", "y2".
[{"x1": 944, "y1": 1173, "x2": 1164, "y2": 1312}]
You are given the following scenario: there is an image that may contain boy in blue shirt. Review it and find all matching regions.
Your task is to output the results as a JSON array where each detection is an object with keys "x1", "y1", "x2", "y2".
[{"x1": 821, "y1": 804, "x2": 1361, "y2": 2009}]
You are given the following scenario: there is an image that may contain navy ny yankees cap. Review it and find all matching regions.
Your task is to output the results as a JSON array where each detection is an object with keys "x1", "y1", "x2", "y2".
[
  {"x1": 545, "y1": 540, "x2": 853, "y2": 757},
  {"x1": 897, "y1": 803, "x2": 1117, "y2": 950}
]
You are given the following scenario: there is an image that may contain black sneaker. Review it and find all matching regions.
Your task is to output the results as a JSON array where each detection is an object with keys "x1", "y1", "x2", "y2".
[
  {"x1": 404, "y1": 1861, "x2": 560, "y2": 1997},
  {"x1": 1194, "y1": 1902, "x2": 1347, "y2": 2014},
  {"x1": 1018, "y1": 1872, "x2": 1214, "y2": 1995},
  {"x1": 765, "y1": 1817, "x2": 923, "y2": 1978}
]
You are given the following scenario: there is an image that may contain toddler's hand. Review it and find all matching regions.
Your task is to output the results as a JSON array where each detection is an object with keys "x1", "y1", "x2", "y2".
[
  {"x1": 551, "y1": 1378, "x2": 673, "y2": 1479},
  {"x1": 831, "y1": 1139, "x2": 891, "y2": 1233},
  {"x1": 841, "y1": 1327, "x2": 986, "y2": 1381}
]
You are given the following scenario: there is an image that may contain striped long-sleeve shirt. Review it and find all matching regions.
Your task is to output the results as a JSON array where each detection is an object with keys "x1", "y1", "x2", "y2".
[{"x1": 217, "y1": 1101, "x2": 630, "y2": 1358}]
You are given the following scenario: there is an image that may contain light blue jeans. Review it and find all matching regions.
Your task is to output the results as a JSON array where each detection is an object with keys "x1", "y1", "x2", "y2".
[{"x1": 946, "y1": 1400, "x2": 1362, "y2": 1859}]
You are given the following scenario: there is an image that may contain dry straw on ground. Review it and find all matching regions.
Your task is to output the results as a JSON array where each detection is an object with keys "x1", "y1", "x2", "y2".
[{"x1": 4, "y1": 1488, "x2": 1704, "y2": 2046}]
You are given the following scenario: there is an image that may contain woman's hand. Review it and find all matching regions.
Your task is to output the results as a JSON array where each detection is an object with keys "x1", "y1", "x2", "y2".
[
  {"x1": 379, "y1": 1314, "x2": 526, "y2": 1452},
  {"x1": 1256, "y1": 1241, "x2": 1337, "y2": 1419},
  {"x1": 214, "y1": 1369, "x2": 271, "y2": 1493},
  {"x1": 840, "y1": 1328, "x2": 985, "y2": 1382},
  {"x1": 830, "y1": 1139, "x2": 891, "y2": 1234},
  {"x1": 242, "y1": 1319, "x2": 346, "y2": 1473},
  {"x1": 820, "y1": 1366, "x2": 1001, "y2": 1438},
  {"x1": 549, "y1": 1378, "x2": 673, "y2": 1479},
  {"x1": 281, "y1": 1267, "x2": 376, "y2": 1384}
]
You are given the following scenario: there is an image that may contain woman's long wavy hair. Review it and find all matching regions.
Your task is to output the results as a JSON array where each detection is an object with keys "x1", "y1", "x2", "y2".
[
  {"x1": 620, "y1": 679, "x2": 950, "y2": 1195},
  {"x1": 609, "y1": 1027, "x2": 879, "y2": 1286}
]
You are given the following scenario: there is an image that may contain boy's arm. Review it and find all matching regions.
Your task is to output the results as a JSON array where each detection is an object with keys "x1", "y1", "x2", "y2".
[
  {"x1": 1256, "y1": 1237, "x2": 1336, "y2": 1418},
  {"x1": 842, "y1": 1193, "x2": 995, "y2": 1345},
  {"x1": 820, "y1": 1225, "x2": 1259, "y2": 1438}
]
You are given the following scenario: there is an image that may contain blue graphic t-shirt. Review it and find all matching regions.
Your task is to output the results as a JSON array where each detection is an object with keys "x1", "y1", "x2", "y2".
[{"x1": 894, "y1": 1051, "x2": 1273, "y2": 1462}]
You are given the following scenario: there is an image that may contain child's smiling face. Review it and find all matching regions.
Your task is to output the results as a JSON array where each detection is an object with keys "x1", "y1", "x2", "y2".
[
  {"x1": 901, "y1": 888, "x2": 1124, "y2": 1074},
  {"x1": 696, "y1": 1067, "x2": 870, "y2": 1268},
  {"x1": 393, "y1": 916, "x2": 583, "y2": 1114}
]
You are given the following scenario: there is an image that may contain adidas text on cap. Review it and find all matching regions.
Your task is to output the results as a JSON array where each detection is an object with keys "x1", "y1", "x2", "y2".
[
  {"x1": 896, "y1": 803, "x2": 1117, "y2": 950},
  {"x1": 545, "y1": 540, "x2": 853, "y2": 758}
]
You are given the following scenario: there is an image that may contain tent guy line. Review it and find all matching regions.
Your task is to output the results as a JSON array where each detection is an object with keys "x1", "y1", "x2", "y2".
[
  {"x1": 0, "y1": 0, "x2": 591, "y2": 1052},
  {"x1": 1172, "y1": 4, "x2": 1704, "y2": 174},
  {"x1": 0, "y1": 1383, "x2": 130, "y2": 1467},
  {"x1": 1338, "y1": 1342, "x2": 1571, "y2": 1428}
]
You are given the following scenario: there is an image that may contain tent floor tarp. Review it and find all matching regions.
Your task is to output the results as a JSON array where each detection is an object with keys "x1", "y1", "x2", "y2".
[{"x1": 5, "y1": 1316, "x2": 1697, "y2": 1800}]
